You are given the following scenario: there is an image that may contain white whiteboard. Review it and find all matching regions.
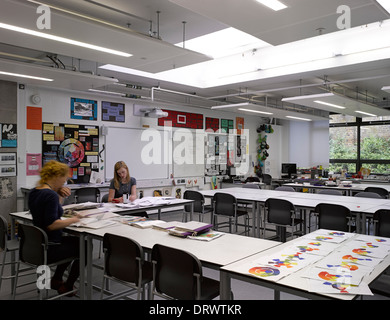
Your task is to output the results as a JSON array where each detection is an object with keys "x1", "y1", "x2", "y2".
[
  {"x1": 105, "y1": 127, "x2": 170, "y2": 181},
  {"x1": 172, "y1": 129, "x2": 204, "y2": 178}
]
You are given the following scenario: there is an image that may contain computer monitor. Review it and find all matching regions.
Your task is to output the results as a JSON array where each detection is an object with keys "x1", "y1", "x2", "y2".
[{"x1": 281, "y1": 163, "x2": 297, "y2": 178}]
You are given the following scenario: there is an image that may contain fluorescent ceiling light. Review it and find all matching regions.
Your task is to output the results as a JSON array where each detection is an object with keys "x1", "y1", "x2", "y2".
[
  {"x1": 175, "y1": 27, "x2": 271, "y2": 59},
  {"x1": 238, "y1": 108, "x2": 273, "y2": 115},
  {"x1": 355, "y1": 111, "x2": 377, "y2": 117},
  {"x1": 0, "y1": 71, "x2": 53, "y2": 81},
  {"x1": 211, "y1": 102, "x2": 252, "y2": 109},
  {"x1": 314, "y1": 100, "x2": 346, "y2": 109},
  {"x1": 88, "y1": 89, "x2": 124, "y2": 96},
  {"x1": 286, "y1": 116, "x2": 312, "y2": 122},
  {"x1": 255, "y1": 0, "x2": 287, "y2": 11},
  {"x1": 376, "y1": 0, "x2": 390, "y2": 13},
  {"x1": 0, "y1": 22, "x2": 132, "y2": 57}
]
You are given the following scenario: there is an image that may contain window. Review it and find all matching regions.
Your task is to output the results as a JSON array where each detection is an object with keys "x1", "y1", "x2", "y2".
[{"x1": 329, "y1": 116, "x2": 390, "y2": 174}]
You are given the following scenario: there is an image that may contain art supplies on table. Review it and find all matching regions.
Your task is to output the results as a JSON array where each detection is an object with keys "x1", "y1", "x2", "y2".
[{"x1": 168, "y1": 221, "x2": 213, "y2": 238}]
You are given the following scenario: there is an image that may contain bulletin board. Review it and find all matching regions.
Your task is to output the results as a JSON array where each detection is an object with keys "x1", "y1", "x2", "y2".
[{"x1": 42, "y1": 122, "x2": 99, "y2": 183}]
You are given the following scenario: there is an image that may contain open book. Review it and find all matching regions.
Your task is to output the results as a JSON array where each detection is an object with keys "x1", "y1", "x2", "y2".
[
  {"x1": 118, "y1": 216, "x2": 167, "y2": 229},
  {"x1": 168, "y1": 221, "x2": 213, "y2": 238}
]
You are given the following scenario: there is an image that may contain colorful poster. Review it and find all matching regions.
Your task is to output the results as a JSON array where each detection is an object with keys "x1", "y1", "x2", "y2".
[
  {"x1": 101, "y1": 101, "x2": 125, "y2": 122},
  {"x1": 26, "y1": 153, "x2": 42, "y2": 176},
  {"x1": 42, "y1": 122, "x2": 99, "y2": 183},
  {"x1": 26, "y1": 106, "x2": 42, "y2": 130},
  {"x1": 0, "y1": 123, "x2": 17, "y2": 148}
]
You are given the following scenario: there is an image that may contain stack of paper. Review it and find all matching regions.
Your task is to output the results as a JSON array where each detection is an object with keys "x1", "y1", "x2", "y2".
[{"x1": 168, "y1": 221, "x2": 213, "y2": 238}]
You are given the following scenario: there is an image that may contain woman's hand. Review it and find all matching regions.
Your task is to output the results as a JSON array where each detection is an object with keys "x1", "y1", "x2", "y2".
[{"x1": 58, "y1": 187, "x2": 71, "y2": 198}]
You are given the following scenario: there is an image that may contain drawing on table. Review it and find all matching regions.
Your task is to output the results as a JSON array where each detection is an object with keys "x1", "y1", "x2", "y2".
[{"x1": 248, "y1": 266, "x2": 280, "y2": 278}]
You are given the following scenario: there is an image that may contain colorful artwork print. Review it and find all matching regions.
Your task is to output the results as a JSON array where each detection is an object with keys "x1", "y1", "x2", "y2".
[
  {"x1": 249, "y1": 266, "x2": 280, "y2": 278},
  {"x1": 58, "y1": 138, "x2": 85, "y2": 167},
  {"x1": 318, "y1": 271, "x2": 352, "y2": 282}
]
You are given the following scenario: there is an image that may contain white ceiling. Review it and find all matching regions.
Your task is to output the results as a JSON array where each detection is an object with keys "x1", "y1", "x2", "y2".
[{"x1": 1, "y1": 0, "x2": 390, "y2": 120}]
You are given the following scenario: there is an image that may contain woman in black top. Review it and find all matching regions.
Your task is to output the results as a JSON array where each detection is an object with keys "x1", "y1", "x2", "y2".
[{"x1": 28, "y1": 160, "x2": 81, "y2": 296}]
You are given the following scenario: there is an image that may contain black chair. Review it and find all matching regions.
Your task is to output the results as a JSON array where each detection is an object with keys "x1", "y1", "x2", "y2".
[
  {"x1": 364, "y1": 187, "x2": 389, "y2": 199},
  {"x1": 318, "y1": 189, "x2": 343, "y2": 196},
  {"x1": 264, "y1": 198, "x2": 303, "y2": 242},
  {"x1": 182, "y1": 190, "x2": 212, "y2": 222},
  {"x1": 369, "y1": 209, "x2": 390, "y2": 297},
  {"x1": 100, "y1": 233, "x2": 152, "y2": 300},
  {"x1": 275, "y1": 186, "x2": 295, "y2": 192},
  {"x1": 242, "y1": 184, "x2": 261, "y2": 189},
  {"x1": 13, "y1": 223, "x2": 78, "y2": 300},
  {"x1": 372, "y1": 209, "x2": 390, "y2": 238},
  {"x1": 74, "y1": 187, "x2": 100, "y2": 203},
  {"x1": 311, "y1": 203, "x2": 351, "y2": 232},
  {"x1": 262, "y1": 174, "x2": 279, "y2": 190},
  {"x1": 354, "y1": 191, "x2": 382, "y2": 199},
  {"x1": 101, "y1": 194, "x2": 109, "y2": 203},
  {"x1": 151, "y1": 244, "x2": 220, "y2": 300},
  {"x1": 0, "y1": 216, "x2": 19, "y2": 291},
  {"x1": 212, "y1": 193, "x2": 249, "y2": 235}
]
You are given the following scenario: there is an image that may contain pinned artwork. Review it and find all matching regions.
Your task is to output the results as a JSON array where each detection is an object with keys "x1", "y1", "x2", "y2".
[
  {"x1": 42, "y1": 122, "x2": 99, "y2": 183},
  {"x1": 71, "y1": 97, "x2": 97, "y2": 121},
  {"x1": 0, "y1": 123, "x2": 17, "y2": 148}
]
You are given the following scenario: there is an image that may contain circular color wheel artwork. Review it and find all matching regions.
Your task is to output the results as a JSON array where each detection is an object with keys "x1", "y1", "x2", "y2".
[
  {"x1": 248, "y1": 266, "x2": 280, "y2": 278},
  {"x1": 58, "y1": 138, "x2": 85, "y2": 167}
]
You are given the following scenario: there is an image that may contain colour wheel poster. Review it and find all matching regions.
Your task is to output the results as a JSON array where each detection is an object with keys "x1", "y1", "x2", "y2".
[{"x1": 42, "y1": 122, "x2": 99, "y2": 183}]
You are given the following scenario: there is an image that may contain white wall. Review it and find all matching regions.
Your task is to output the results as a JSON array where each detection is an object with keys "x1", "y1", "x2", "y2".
[{"x1": 16, "y1": 85, "x2": 330, "y2": 210}]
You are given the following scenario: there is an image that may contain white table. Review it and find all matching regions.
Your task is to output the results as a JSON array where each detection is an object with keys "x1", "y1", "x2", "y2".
[
  {"x1": 220, "y1": 230, "x2": 390, "y2": 300},
  {"x1": 83, "y1": 223, "x2": 280, "y2": 299},
  {"x1": 199, "y1": 188, "x2": 390, "y2": 236},
  {"x1": 283, "y1": 182, "x2": 390, "y2": 197}
]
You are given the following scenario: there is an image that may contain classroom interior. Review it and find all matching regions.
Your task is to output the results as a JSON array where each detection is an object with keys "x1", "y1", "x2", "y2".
[{"x1": 1, "y1": 0, "x2": 390, "y2": 301}]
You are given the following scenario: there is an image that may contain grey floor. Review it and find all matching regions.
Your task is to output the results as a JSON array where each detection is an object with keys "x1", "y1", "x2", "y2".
[{"x1": 1, "y1": 208, "x2": 389, "y2": 301}]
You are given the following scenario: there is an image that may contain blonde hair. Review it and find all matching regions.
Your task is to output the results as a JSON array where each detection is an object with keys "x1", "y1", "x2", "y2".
[
  {"x1": 113, "y1": 161, "x2": 130, "y2": 190},
  {"x1": 38, "y1": 160, "x2": 69, "y2": 187}
]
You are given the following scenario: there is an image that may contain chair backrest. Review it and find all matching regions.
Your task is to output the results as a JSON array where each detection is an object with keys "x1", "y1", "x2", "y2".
[
  {"x1": 242, "y1": 184, "x2": 261, "y2": 189},
  {"x1": 213, "y1": 193, "x2": 236, "y2": 217},
  {"x1": 103, "y1": 233, "x2": 143, "y2": 285},
  {"x1": 18, "y1": 224, "x2": 48, "y2": 266},
  {"x1": 275, "y1": 186, "x2": 295, "y2": 192},
  {"x1": 315, "y1": 203, "x2": 351, "y2": 232},
  {"x1": 265, "y1": 198, "x2": 295, "y2": 225},
  {"x1": 354, "y1": 191, "x2": 382, "y2": 199},
  {"x1": 151, "y1": 244, "x2": 202, "y2": 300},
  {"x1": 373, "y1": 209, "x2": 390, "y2": 237},
  {"x1": 262, "y1": 174, "x2": 272, "y2": 185},
  {"x1": 0, "y1": 215, "x2": 8, "y2": 251},
  {"x1": 183, "y1": 190, "x2": 204, "y2": 213},
  {"x1": 101, "y1": 194, "x2": 109, "y2": 203},
  {"x1": 318, "y1": 189, "x2": 343, "y2": 196},
  {"x1": 74, "y1": 187, "x2": 100, "y2": 203},
  {"x1": 364, "y1": 187, "x2": 389, "y2": 199}
]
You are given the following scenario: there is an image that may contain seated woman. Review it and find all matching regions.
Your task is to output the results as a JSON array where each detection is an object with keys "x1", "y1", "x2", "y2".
[
  {"x1": 108, "y1": 161, "x2": 147, "y2": 217},
  {"x1": 28, "y1": 160, "x2": 83, "y2": 296}
]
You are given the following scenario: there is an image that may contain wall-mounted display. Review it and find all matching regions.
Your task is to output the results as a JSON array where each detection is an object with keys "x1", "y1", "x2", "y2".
[
  {"x1": 42, "y1": 122, "x2": 99, "y2": 183},
  {"x1": 70, "y1": 97, "x2": 97, "y2": 121},
  {"x1": 205, "y1": 117, "x2": 219, "y2": 132},
  {"x1": 0, "y1": 123, "x2": 17, "y2": 147},
  {"x1": 221, "y1": 119, "x2": 234, "y2": 133},
  {"x1": 101, "y1": 101, "x2": 125, "y2": 122},
  {"x1": 158, "y1": 109, "x2": 203, "y2": 129},
  {"x1": 0, "y1": 152, "x2": 17, "y2": 177}
]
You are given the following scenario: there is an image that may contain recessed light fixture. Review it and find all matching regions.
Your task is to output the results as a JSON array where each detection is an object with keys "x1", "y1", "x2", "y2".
[
  {"x1": 355, "y1": 111, "x2": 377, "y2": 117},
  {"x1": 0, "y1": 22, "x2": 132, "y2": 57},
  {"x1": 255, "y1": 0, "x2": 287, "y2": 11},
  {"x1": 0, "y1": 71, "x2": 53, "y2": 81},
  {"x1": 286, "y1": 116, "x2": 312, "y2": 122},
  {"x1": 238, "y1": 108, "x2": 273, "y2": 115},
  {"x1": 314, "y1": 100, "x2": 346, "y2": 109}
]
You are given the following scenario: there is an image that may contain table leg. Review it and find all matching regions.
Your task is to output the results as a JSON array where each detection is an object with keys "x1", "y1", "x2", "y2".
[
  {"x1": 220, "y1": 270, "x2": 232, "y2": 300},
  {"x1": 79, "y1": 233, "x2": 85, "y2": 300}
]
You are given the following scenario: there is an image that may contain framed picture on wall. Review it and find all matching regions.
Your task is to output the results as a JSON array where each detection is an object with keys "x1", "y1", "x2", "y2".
[
  {"x1": 0, "y1": 152, "x2": 16, "y2": 165},
  {"x1": 101, "y1": 101, "x2": 125, "y2": 122},
  {"x1": 70, "y1": 97, "x2": 97, "y2": 121},
  {"x1": 0, "y1": 153, "x2": 16, "y2": 177}
]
